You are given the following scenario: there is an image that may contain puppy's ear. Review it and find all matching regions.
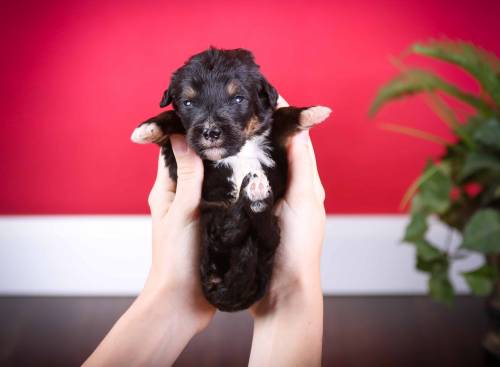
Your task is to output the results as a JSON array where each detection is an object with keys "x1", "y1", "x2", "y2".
[
  {"x1": 159, "y1": 87, "x2": 172, "y2": 108},
  {"x1": 258, "y1": 77, "x2": 278, "y2": 110}
]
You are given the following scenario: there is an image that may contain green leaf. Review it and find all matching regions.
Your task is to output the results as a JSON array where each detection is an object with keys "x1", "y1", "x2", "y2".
[
  {"x1": 415, "y1": 243, "x2": 447, "y2": 273},
  {"x1": 418, "y1": 252, "x2": 454, "y2": 305},
  {"x1": 404, "y1": 212, "x2": 428, "y2": 242},
  {"x1": 462, "y1": 115, "x2": 487, "y2": 137},
  {"x1": 401, "y1": 167, "x2": 442, "y2": 211},
  {"x1": 442, "y1": 145, "x2": 468, "y2": 179},
  {"x1": 439, "y1": 196, "x2": 479, "y2": 231},
  {"x1": 416, "y1": 256, "x2": 433, "y2": 273},
  {"x1": 418, "y1": 161, "x2": 452, "y2": 214},
  {"x1": 416, "y1": 254, "x2": 447, "y2": 273},
  {"x1": 369, "y1": 69, "x2": 491, "y2": 116},
  {"x1": 412, "y1": 40, "x2": 500, "y2": 106},
  {"x1": 462, "y1": 265, "x2": 497, "y2": 296},
  {"x1": 415, "y1": 239, "x2": 442, "y2": 262},
  {"x1": 474, "y1": 118, "x2": 500, "y2": 151},
  {"x1": 462, "y1": 209, "x2": 500, "y2": 253},
  {"x1": 424, "y1": 93, "x2": 475, "y2": 148},
  {"x1": 410, "y1": 194, "x2": 426, "y2": 214},
  {"x1": 429, "y1": 269, "x2": 454, "y2": 305},
  {"x1": 459, "y1": 152, "x2": 500, "y2": 180}
]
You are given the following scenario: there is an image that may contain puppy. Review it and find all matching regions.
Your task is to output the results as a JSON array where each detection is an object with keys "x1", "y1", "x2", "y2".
[{"x1": 132, "y1": 48, "x2": 330, "y2": 311}]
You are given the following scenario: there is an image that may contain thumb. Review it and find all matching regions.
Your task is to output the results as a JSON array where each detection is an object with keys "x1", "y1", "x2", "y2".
[
  {"x1": 286, "y1": 131, "x2": 316, "y2": 202},
  {"x1": 170, "y1": 134, "x2": 204, "y2": 218}
]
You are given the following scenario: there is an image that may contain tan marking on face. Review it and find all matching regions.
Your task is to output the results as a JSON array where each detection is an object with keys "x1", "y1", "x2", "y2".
[
  {"x1": 182, "y1": 86, "x2": 197, "y2": 99},
  {"x1": 226, "y1": 80, "x2": 239, "y2": 96},
  {"x1": 244, "y1": 115, "x2": 261, "y2": 137}
]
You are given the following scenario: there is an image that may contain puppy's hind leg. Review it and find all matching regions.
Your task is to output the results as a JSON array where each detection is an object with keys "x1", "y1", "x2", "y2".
[
  {"x1": 200, "y1": 203, "x2": 256, "y2": 311},
  {"x1": 200, "y1": 175, "x2": 278, "y2": 311}
]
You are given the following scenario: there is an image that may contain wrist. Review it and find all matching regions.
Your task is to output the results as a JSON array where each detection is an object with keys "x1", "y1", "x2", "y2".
[
  {"x1": 249, "y1": 272, "x2": 323, "y2": 367},
  {"x1": 84, "y1": 279, "x2": 207, "y2": 367},
  {"x1": 252, "y1": 269, "x2": 322, "y2": 318},
  {"x1": 139, "y1": 277, "x2": 214, "y2": 333}
]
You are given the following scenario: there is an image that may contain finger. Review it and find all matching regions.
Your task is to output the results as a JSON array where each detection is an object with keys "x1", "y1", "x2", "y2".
[
  {"x1": 306, "y1": 138, "x2": 326, "y2": 202},
  {"x1": 154, "y1": 150, "x2": 176, "y2": 194},
  {"x1": 169, "y1": 134, "x2": 204, "y2": 220},
  {"x1": 148, "y1": 151, "x2": 176, "y2": 218},
  {"x1": 277, "y1": 95, "x2": 289, "y2": 108}
]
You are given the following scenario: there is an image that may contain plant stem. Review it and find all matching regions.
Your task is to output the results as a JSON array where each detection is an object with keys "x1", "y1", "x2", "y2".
[
  {"x1": 380, "y1": 123, "x2": 450, "y2": 145},
  {"x1": 400, "y1": 164, "x2": 440, "y2": 209}
]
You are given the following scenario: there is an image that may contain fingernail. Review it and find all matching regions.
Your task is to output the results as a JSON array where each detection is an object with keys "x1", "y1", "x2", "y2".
[
  {"x1": 296, "y1": 130, "x2": 310, "y2": 143},
  {"x1": 171, "y1": 134, "x2": 188, "y2": 155}
]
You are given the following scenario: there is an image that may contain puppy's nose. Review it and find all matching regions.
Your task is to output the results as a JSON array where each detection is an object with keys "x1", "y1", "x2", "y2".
[{"x1": 202, "y1": 127, "x2": 222, "y2": 141}]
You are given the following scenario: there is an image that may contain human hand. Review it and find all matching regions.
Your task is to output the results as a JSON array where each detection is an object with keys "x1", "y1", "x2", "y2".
[
  {"x1": 248, "y1": 97, "x2": 326, "y2": 367},
  {"x1": 251, "y1": 99, "x2": 326, "y2": 317},
  {"x1": 143, "y1": 134, "x2": 215, "y2": 330},
  {"x1": 84, "y1": 135, "x2": 215, "y2": 367}
]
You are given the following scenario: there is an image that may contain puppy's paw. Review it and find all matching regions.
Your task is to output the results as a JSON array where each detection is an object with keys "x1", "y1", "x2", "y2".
[
  {"x1": 243, "y1": 172, "x2": 272, "y2": 213},
  {"x1": 131, "y1": 122, "x2": 165, "y2": 144},
  {"x1": 299, "y1": 106, "x2": 331, "y2": 129}
]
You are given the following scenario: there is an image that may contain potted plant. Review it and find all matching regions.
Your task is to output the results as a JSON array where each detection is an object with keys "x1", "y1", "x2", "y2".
[{"x1": 369, "y1": 39, "x2": 500, "y2": 355}]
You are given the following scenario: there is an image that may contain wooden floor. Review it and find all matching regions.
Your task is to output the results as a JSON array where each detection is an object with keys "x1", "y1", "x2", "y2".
[{"x1": 0, "y1": 296, "x2": 493, "y2": 366}]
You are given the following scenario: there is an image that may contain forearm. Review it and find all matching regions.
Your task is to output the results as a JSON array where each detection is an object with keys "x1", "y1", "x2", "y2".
[
  {"x1": 83, "y1": 284, "x2": 202, "y2": 367},
  {"x1": 249, "y1": 276, "x2": 324, "y2": 367}
]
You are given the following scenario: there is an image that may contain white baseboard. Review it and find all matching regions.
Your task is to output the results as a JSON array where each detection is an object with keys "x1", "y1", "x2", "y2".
[{"x1": 0, "y1": 215, "x2": 482, "y2": 296}]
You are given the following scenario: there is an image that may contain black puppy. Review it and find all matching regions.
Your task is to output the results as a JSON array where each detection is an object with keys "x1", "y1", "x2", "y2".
[{"x1": 132, "y1": 48, "x2": 330, "y2": 311}]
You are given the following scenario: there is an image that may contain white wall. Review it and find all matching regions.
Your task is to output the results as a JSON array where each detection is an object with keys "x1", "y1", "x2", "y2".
[{"x1": 0, "y1": 215, "x2": 482, "y2": 295}]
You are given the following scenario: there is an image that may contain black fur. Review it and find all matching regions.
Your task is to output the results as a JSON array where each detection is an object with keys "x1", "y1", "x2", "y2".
[{"x1": 136, "y1": 48, "x2": 318, "y2": 311}]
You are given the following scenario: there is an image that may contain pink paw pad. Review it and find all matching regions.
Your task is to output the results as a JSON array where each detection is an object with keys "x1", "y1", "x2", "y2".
[{"x1": 245, "y1": 172, "x2": 271, "y2": 204}]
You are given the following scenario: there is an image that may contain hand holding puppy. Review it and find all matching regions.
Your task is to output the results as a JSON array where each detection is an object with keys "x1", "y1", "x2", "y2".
[
  {"x1": 84, "y1": 135, "x2": 215, "y2": 367},
  {"x1": 249, "y1": 97, "x2": 325, "y2": 367}
]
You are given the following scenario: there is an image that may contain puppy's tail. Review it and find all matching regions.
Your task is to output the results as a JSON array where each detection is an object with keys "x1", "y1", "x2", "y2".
[{"x1": 201, "y1": 237, "x2": 272, "y2": 312}]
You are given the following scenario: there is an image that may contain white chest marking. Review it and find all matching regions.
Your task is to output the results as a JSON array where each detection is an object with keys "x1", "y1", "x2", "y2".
[{"x1": 215, "y1": 133, "x2": 275, "y2": 198}]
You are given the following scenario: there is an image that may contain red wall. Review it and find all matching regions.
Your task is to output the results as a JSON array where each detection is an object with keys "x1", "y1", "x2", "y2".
[{"x1": 1, "y1": 0, "x2": 499, "y2": 214}]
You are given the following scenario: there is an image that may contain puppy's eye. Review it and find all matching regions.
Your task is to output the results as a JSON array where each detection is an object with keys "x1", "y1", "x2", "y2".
[
  {"x1": 233, "y1": 96, "x2": 245, "y2": 104},
  {"x1": 183, "y1": 100, "x2": 192, "y2": 107}
]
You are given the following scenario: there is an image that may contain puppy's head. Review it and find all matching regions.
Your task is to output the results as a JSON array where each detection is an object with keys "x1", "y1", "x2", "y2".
[{"x1": 160, "y1": 48, "x2": 278, "y2": 161}]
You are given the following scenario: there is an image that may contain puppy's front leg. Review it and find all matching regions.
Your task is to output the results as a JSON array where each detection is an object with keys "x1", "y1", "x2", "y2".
[
  {"x1": 131, "y1": 110, "x2": 186, "y2": 180},
  {"x1": 271, "y1": 105, "x2": 331, "y2": 146},
  {"x1": 131, "y1": 110, "x2": 185, "y2": 145}
]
